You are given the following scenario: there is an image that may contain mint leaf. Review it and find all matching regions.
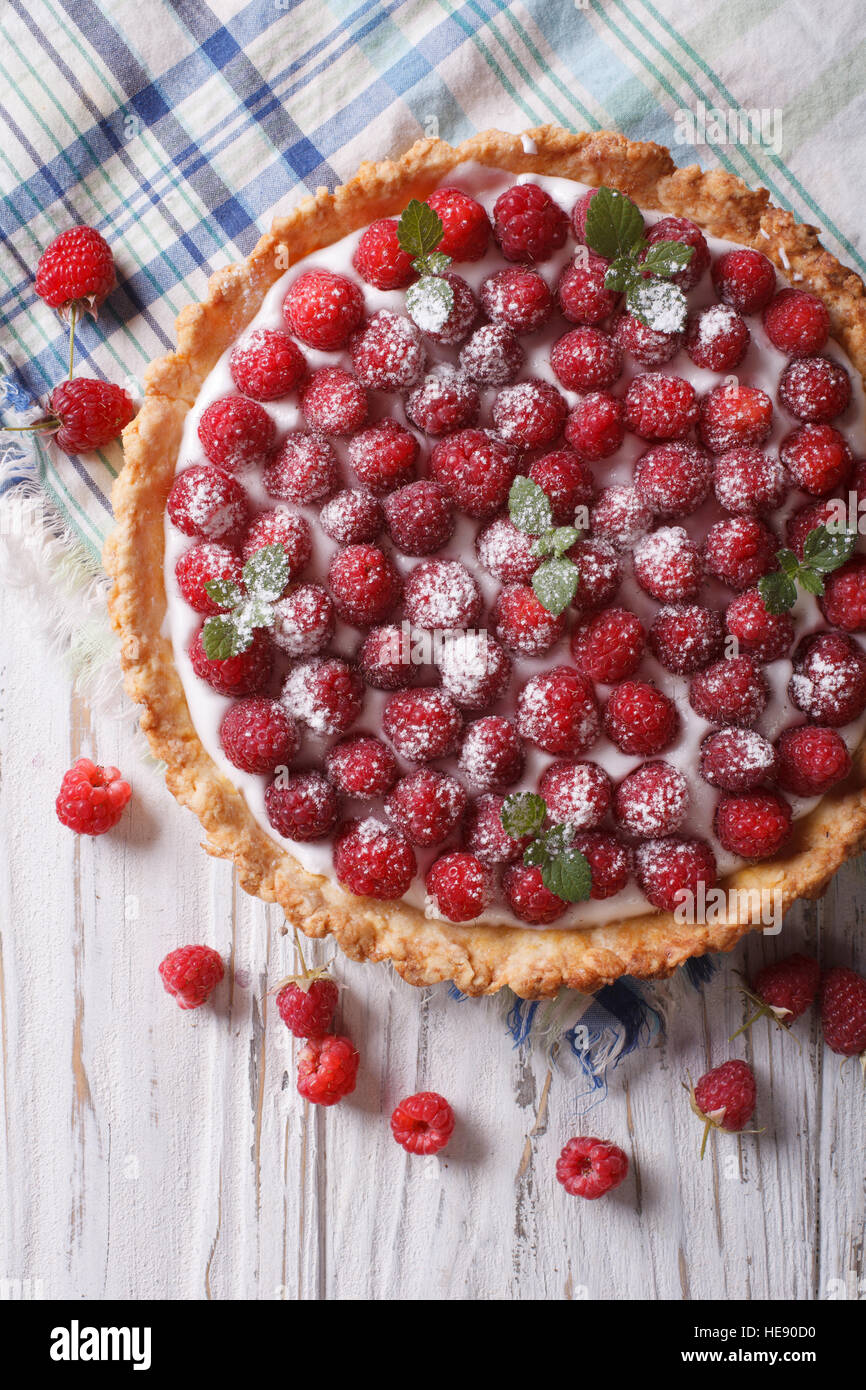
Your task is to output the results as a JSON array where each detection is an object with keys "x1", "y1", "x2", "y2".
[
  {"x1": 777, "y1": 548, "x2": 800, "y2": 577},
  {"x1": 204, "y1": 577, "x2": 243, "y2": 609},
  {"x1": 583, "y1": 187, "x2": 644, "y2": 261},
  {"x1": 551, "y1": 525, "x2": 580, "y2": 557},
  {"x1": 757, "y1": 571, "x2": 798, "y2": 615},
  {"x1": 509, "y1": 475, "x2": 553, "y2": 536},
  {"x1": 539, "y1": 822, "x2": 575, "y2": 858},
  {"x1": 406, "y1": 275, "x2": 454, "y2": 333},
  {"x1": 798, "y1": 568, "x2": 825, "y2": 597},
  {"x1": 604, "y1": 257, "x2": 641, "y2": 294},
  {"x1": 397, "y1": 199, "x2": 444, "y2": 259},
  {"x1": 201, "y1": 614, "x2": 246, "y2": 660},
  {"x1": 415, "y1": 250, "x2": 450, "y2": 277},
  {"x1": 243, "y1": 543, "x2": 289, "y2": 602},
  {"x1": 532, "y1": 557, "x2": 579, "y2": 616},
  {"x1": 501, "y1": 792, "x2": 546, "y2": 839},
  {"x1": 626, "y1": 277, "x2": 688, "y2": 333},
  {"x1": 803, "y1": 524, "x2": 856, "y2": 572},
  {"x1": 641, "y1": 239, "x2": 694, "y2": 278},
  {"x1": 541, "y1": 846, "x2": 593, "y2": 903}
]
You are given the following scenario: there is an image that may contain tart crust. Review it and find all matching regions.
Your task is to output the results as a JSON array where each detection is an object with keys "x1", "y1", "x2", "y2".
[{"x1": 105, "y1": 126, "x2": 866, "y2": 998}]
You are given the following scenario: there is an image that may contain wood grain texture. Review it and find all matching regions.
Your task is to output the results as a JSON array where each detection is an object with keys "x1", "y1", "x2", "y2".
[{"x1": 1, "y1": 594, "x2": 864, "y2": 1301}]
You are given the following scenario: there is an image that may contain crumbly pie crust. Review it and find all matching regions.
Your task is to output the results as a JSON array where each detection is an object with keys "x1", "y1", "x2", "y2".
[{"x1": 105, "y1": 126, "x2": 866, "y2": 998}]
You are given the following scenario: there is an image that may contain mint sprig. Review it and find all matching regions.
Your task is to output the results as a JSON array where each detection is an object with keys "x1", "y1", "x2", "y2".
[
  {"x1": 508, "y1": 475, "x2": 580, "y2": 616},
  {"x1": 583, "y1": 186, "x2": 693, "y2": 333},
  {"x1": 201, "y1": 542, "x2": 289, "y2": 659},
  {"x1": 398, "y1": 199, "x2": 454, "y2": 333},
  {"x1": 757, "y1": 524, "x2": 856, "y2": 615},
  {"x1": 500, "y1": 793, "x2": 593, "y2": 903}
]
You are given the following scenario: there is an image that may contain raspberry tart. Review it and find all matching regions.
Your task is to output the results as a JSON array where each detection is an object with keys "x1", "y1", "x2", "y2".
[{"x1": 107, "y1": 127, "x2": 866, "y2": 997}]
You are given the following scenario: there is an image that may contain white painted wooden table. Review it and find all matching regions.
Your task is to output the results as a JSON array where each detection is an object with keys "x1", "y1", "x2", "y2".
[{"x1": 1, "y1": 591, "x2": 864, "y2": 1302}]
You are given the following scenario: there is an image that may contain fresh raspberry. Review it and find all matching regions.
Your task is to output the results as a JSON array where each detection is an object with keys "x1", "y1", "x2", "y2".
[
  {"x1": 189, "y1": 624, "x2": 273, "y2": 697},
  {"x1": 427, "y1": 186, "x2": 491, "y2": 261},
  {"x1": 713, "y1": 446, "x2": 788, "y2": 516},
  {"x1": 624, "y1": 374, "x2": 699, "y2": 441},
  {"x1": 589, "y1": 486, "x2": 652, "y2": 551},
  {"x1": 603, "y1": 681, "x2": 679, "y2": 756},
  {"x1": 416, "y1": 272, "x2": 478, "y2": 345},
  {"x1": 551, "y1": 327, "x2": 623, "y2": 392},
  {"x1": 357, "y1": 625, "x2": 414, "y2": 690},
  {"x1": 699, "y1": 383, "x2": 773, "y2": 454},
  {"x1": 263, "y1": 432, "x2": 339, "y2": 504},
  {"x1": 538, "y1": 759, "x2": 612, "y2": 830},
  {"x1": 158, "y1": 945, "x2": 224, "y2": 1011},
  {"x1": 820, "y1": 967, "x2": 866, "y2": 1057},
  {"x1": 175, "y1": 541, "x2": 243, "y2": 614},
  {"x1": 281, "y1": 657, "x2": 364, "y2": 735},
  {"x1": 750, "y1": 953, "x2": 820, "y2": 1023},
  {"x1": 572, "y1": 186, "x2": 638, "y2": 243},
  {"x1": 700, "y1": 727, "x2": 778, "y2": 792},
  {"x1": 284, "y1": 268, "x2": 364, "y2": 350},
  {"x1": 493, "y1": 583, "x2": 566, "y2": 656},
  {"x1": 352, "y1": 217, "x2": 415, "y2": 289},
  {"x1": 301, "y1": 366, "x2": 368, "y2": 435},
  {"x1": 265, "y1": 772, "x2": 339, "y2": 841},
  {"x1": 684, "y1": 304, "x2": 750, "y2": 371},
  {"x1": 437, "y1": 631, "x2": 511, "y2": 711},
  {"x1": 776, "y1": 725, "x2": 851, "y2": 796},
  {"x1": 556, "y1": 1136, "x2": 629, "y2": 1200},
  {"x1": 492, "y1": 379, "x2": 567, "y2": 450},
  {"x1": 325, "y1": 734, "x2": 398, "y2": 797},
  {"x1": 789, "y1": 632, "x2": 866, "y2": 726},
  {"x1": 479, "y1": 267, "x2": 554, "y2": 334},
  {"x1": 493, "y1": 183, "x2": 569, "y2": 263},
  {"x1": 635, "y1": 835, "x2": 717, "y2": 912},
  {"x1": 55, "y1": 757, "x2": 131, "y2": 835},
  {"x1": 241, "y1": 509, "x2": 312, "y2": 581},
  {"x1": 333, "y1": 818, "x2": 416, "y2": 899},
  {"x1": 502, "y1": 864, "x2": 567, "y2": 925},
  {"x1": 692, "y1": 1060, "x2": 756, "y2": 1138},
  {"x1": 571, "y1": 831, "x2": 632, "y2": 899},
  {"x1": 390, "y1": 1090, "x2": 456, "y2": 1153},
  {"x1": 464, "y1": 793, "x2": 532, "y2": 864},
  {"x1": 763, "y1": 288, "x2": 829, "y2": 356},
  {"x1": 568, "y1": 538, "x2": 622, "y2": 613},
  {"x1": 459, "y1": 322, "x2": 525, "y2": 385},
  {"x1": 613, "y1": 311, "x2": 682, "y2": 368},
  {"x1": 320, "y1": 489, "x2": 383, "y2": 546},
  {"x1": 633, "y1": 526, "x2": 702, "y2": 602},
  {"x1": 45, "y1": 379, "x2": 134, "y2": 454},
  {"x1": 277, "y1": 976, "x2": 338, "y2": 1039},
  {"x1": 779, "y1": 424, "x2": 853, "y2": 495},
  {"x1": 516, "y1": 666, "x2": 600, "y2": 755},
  {"x1": 229, "y1": 328, "x2": 307, "y2": 400},
  {"x1": 634, "y1": 442, "x2": 712, "y2": 519},
  {"x1": 404, "y1": 559, "x2": 481, "y2": 630},
  {"x1": 297, "y1": 1034, "x2": 359, "y2": 1106},
  {"x1": 347, "y1": 418, "x2": 419, "y2": 496},
  {"x1": 703, "y1": 516, "x2": 778, "y2": 590},
  {"x1": 689, "y1": 655, "x2": 769, "y2": 727},
  {"x1": 649, "y1": 603, "x2": 723, "y2": 675},
  {"x1": 219, "y1": 697, "x2": 300, "y2": 773},
  {"x1": 785, "y1": 497, "x2": 845, "y2": 558},
  {"x1": 820, "y1": 555, "x2": 866, "y2": 632},
  {"x1": 168, "y1": 468, "x2": 250, "y2": 545},
  {"x1": 570, "y1": 607, "x2": 645, "y2": 682},
  {"x1": 711, "y1": 248, "x2": 776, "y2": 314},
  {"x1": 384, "y1": 480, "x2": 455, "y2": 556},
  {"x1": 644, "y1": 216, "x2": 709, "y2": 290},
  {"x1": 271, "y1": 584, "x2": 335, "y2": 657},
  {"x1": 564, "y1": 391, "x2": 626, "y2": 461},
  {"x1": 476, "y1": 515, "x2": 540, "y2": 586},
  {"x1": 328, "y1": 544, "x2": 402, "y2": 626},
  {"x1": 383, "y1": 688, "x2": 463, "y2": 761},
  {"x1": 528, "y1": 449, "x2": 594, "y2": 525},
  {"x1": 714, "y1": 789, "x2": 792, "y2": 858},
  {"x1": 430, "y1": 429, "x2": 517, "y2": 519},
  {"x1": 385, "y1": 768, "x2": 466, "y2": 846},
  {"x1": 350, "y1": 309, "x2": 426, "y2": 391},
  {"x1": 458, "y1": 716, "x2": 524, "y2": 792},
  {"x1": 557, "y1": 253, "x2": 617, "y2": 325},
  {"x1": 35, "y1": 225, "x2": 115, "y2": 313},
  {"x1": 406, "y1": 367, "x2": 480, "y2": 435},
  {"x1": 426, "y1": 852, "x2": 492, "y2": 923},
  {"x1": 615, "y1": 760, "x2": 689, "y2": 838},
  {"x1": 780, "y1": 356, "x2": 851, "y2": 424},
  {"x1": 725, "y1": 588, "x2": 794, "y2": 662}
]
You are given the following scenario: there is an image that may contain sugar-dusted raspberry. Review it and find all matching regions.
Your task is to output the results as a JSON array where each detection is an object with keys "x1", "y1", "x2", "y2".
[
  {"x1": 301, "y1": 367, "x2": 368, "y2": 436},
  {"x1": 55, "y1": 758, "x2": 131, "y2": 837},
  {"x1": 689, "y1": 655, "x2": 769, "y2": 727},
  {"x1": 603, "y1": 681, "x2": 679, "y2": 756},
  {"x1": 624, "y1": 374, "x2": 699, "y2": 441},
  {"x1": 789, "y1": 631, "x2": 866, "y2": 725},
  {"x1": 572, "y1": 831, "x2": 632, "y2": 899},
  {"x1": 776, "y1": 724, "x2": 852, "y2": 796},
  {"x1": 383, "y1": 688, "x2": 464, "y2": 761},
  {"x1": 458, "y1": 716, "x2": 524, "y2": 793},
  {"x1": 615, "y1": 760, "x2": 689, "y2": 838},
  {"x1": 426, "y1": 851, "x2": 492, "y2": 922},
  {"x1": 197, "y1": 395, "x2": 276, "y2": 473},
  {"x1": 725, "y1": 587, "x2": 794, "y2": 662},
  {"x1": 785, "y1": 496, "x2": 846, "y2": 558},
  {"x1": 480, "y1": 267, "x2": 554, "y2": 334},
  {"x1": 643, "y1": 216, "x2": 709, "y2": 291},
  {"x1": 350, "y1": 309, "x2": 426, "y2": 391},
  {"x1": 528, "y1": 449, "x2": 594, "y2": 527},
  {"x1": 464, "y1": 793, "x2": 531, "y2": 864},
  {"x1": 633, "y1": 526, "x2": 702, "y2": 602},
  {"x1": 714, "y1": 790, "x2": 793, "y2": 859},
  {"x1": 516, "y1": 666, "x2": 600, "y2": 756},
  {"x1": 551, "y1": 327, "x2": 623, "y2": 393},
  {"x1": 700, "y1": 727, "x2": 778, "y2": 792},
  {"x1": 539, "y1": 759, "x2": 612, "y2": 830},
  {"x1": 589, "y1": 486, "x2": 653, "y2": 551},
  {"x1": 405, "y1": 558, "x2": 481, "y2": 630},
  {"x1": 357, "y1": 625, "x2": 415, "y2": 690},
  {"x1": 558, "y1": 252, "x2": 617, "y2": 325},
  {"x1": 384, "y1": 480, "x2": 455, "y2": 556},
  {"x1": 780, "y1": 355, "x2": 851, "y2": 424},
  {"x1": 634, "y1": 442, "x2": 712, "y2": 519},
  {"x1": 437, "y1": 631, "x2": 511, "y2": 711},
  {"x1": 352, "y1": 217, "x2": 415, "y2": 290},
  {"x1": 475, "y1": 514, "x2": 539, "y2": 584},
  {"x1": 493, "y1": 183, "x2": 569, "y2": 263},
  {"x1": 649, "y1": 603, "x2": 723, "y2": 675},
  {"x1": 613, "y1": 311, "x2": 682, "y2": 368},
  {"x1": 319, "y1": 488, "x2": 383, "y2": 545},
  {"x1": 430, "y1": 429, "x2": 517, "y2": 519},
  {"x1": 459, "y1": 323, "x2": 525, "y2": 386},
  {"x1": 406, "y1": 367, "x2": 480, "y2": 436},
  {"x1": 329, "y1": 544, "x2": 402, "y2": 627},
  {"x1": 502, "y1": 863, "x2": 567, "y2": 925},
  {"x1": 416, "y1": 272, "x2": 478, "y2": 345},
  {"x1": 713, "y1": 446, "x2": 788, "y2": 516},
  {"x1": 265, "y1": 771, "x2": 339, "y2": 842},
  {"x1": 347, "y1": 418, "x2": 419, "y2": 497},
  {"x1": 763, "y1": 287, "x2": 829, "y2": 356},
  {"x1": 820, "y1": 555, "x2": 866, "y2": 632},
  {"x1": 391, "y1": 1088, "x2": 457, "y2": 1153},
  {"x1": 229, "y1": 328, "x2": 307, "y2": 401},
  {"x1": 493, "y1": 583, "x2": 566, "y2": 656},
  {"x1": 325, "y1": 733, "x2": 399, "y2": 797},
  {"x1": 263, "y1": 432, "x2": 339, "y2": 505},
  {"x1": 780, "y1": 424, "x2": 853, "y2": 496},
  {"x1": 220, "y1": 696, "x2": 300, "y2": 773},
  {"x1": 242, "y1": 509, "x2": 312, "y2": 582},
  {"x1": 426, "y1": 186, "x2": 491, "y2": 261},
  {"x1": 385, "y1": 768, "x2": 467, "y2": 847},
  {"x1": 712, "y1": 247, "x2": 776, "y2": 314},
  {"x1": 284, "y1": 268, "x2": 364, "y2": 350},
  {"x1": 685, "y1": 303, "x2": 750, "y2": 371},
  {"x1": 271, "y1": 583, "x2": 335, "y2": 657},
  {"x1": 700, "y1": 383, "x2": 773, "y2": 454},
  {"x1": 567, "y1": 538, "x2": 622, "y2": 613},
  {"x1": 167, "y1": 465, "x2": 249, "y2": 543},
  {"x1": 189, "y1": 624, "x2": 273, "y2": 697},
  {"x1": 175, "y1": 541, "x2": 242, "y2": 615},
  {"x1": 635, "y1": 835, "x2": 718, "y2": 912},
  {"x1": 555, "y1": 1134, "x2": 630, "y2": 1200},
  {"x1": 492, "y1": 379, "x2": 567, "y2": 451},
  {"x1": 703, "y1": 516, "x2": 778, "y2": 590},
  {"x1": 281, "y1": 656, "x2": 365, "y2": 735},
  {"x1": 334, "y1": 817, "x2": 416, "y2": 899},
  {"x1": 570, "y1": 606, "x2": 646, "y2": 683},
  {"x1": 565, "y1": 391, "x2": 625, "y2": 461}
]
